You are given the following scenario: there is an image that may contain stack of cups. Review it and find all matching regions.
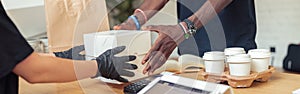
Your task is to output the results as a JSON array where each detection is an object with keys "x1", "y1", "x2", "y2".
[
  {"x1": 203, "y1": 51, "x2": 225, "y2": 74},
  {"x1": 227, "y1": 54, "x2": 252, "y2": 76},
  {"x1": 248, "y1": 49, "x2": 271, "y2": 72},
  {"x1": 224, "y1": 47, "x2": 246, "y2": 67}
]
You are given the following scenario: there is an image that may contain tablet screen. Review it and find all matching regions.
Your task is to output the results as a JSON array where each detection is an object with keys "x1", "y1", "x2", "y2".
[{"x1": 145, "y1": 80, "x2": 211, "y2": 94}]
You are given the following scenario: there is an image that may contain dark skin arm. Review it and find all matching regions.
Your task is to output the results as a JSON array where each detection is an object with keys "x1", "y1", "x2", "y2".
[
  {"x1": 142, "y1": 0, "x2": 233, "y2": 74},
  {"x1": 113, "y1": 0, "x2": 169, "y2": 30},
  {"x1": 188, "y1": 0, "x2": 233, "y2": 28},
  {"x1": 114, "y1": 0, "x2": 233, "y2": 74}
]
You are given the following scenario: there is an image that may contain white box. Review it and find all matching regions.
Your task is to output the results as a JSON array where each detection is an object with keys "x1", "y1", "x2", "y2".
[{"x1": 84, "y1": 30, "x2": 151, "y2": 59}]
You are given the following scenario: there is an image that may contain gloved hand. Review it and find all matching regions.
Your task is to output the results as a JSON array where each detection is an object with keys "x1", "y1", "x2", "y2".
[
  {"x1": 53, "y1": 45, "x2": 85, "y2": 60},
  {"x1": 93, "y1": 46, "x2": 138, "y2": 82}
]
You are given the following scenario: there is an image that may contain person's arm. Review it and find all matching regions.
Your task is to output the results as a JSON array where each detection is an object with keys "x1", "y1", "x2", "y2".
[
  {"x1": 113, "y1": 0, "x2": 169, "y2": 30},
  {"x1": 184, "y1": 0, "x2": 233, "y2": 29},
  {"x1": 13, "y1": 52, "x2": 98, "y2": 83},
  {"x1": 135, "y1": 0, "x2": 169, "y2": 25},
  {"x1": 13, "y1": 46, "x2": 137, "y2": 83},
  {"x1": 141, "y1": 0, "x2": 233, "y2": 74}
]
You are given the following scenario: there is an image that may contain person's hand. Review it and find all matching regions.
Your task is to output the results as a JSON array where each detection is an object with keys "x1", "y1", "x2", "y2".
[
  {"x1": 93, "y1": 46, "x2": 138, "y2": 82},
  {"x1": 141, "y1": 24, "x2": 185, "y2": 75},
  {"x1": 54, "y1": 45, "x2": 85, "y2": 60}
]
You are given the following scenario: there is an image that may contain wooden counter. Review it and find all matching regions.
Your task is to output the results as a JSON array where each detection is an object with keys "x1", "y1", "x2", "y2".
[
  {"x1": 233, "y1": 72, "x2": 300, "y2": 94},
  {"x1": 20, "y1": 71, "x2": 300, "y2": 94}
]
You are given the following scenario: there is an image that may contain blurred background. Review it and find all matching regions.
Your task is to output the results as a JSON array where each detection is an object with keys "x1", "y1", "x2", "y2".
[{"x1": 2, "y1": 0, "x2": 300, "y2": 68}]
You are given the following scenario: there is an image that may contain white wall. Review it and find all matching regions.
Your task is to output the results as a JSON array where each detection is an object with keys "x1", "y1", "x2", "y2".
[
  {"x1": 255, "y1": 0, "x2": 300, "y2": 67},
  {"x1": 2, "y1": 0, "x2": 46, "y2": 39},
  {"x1": 2, "y1": 0, "x2": 44, "y2": 10}
]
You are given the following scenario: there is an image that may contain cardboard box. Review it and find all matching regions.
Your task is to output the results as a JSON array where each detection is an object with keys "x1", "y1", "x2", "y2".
[{"x1": 84, "y1": 30, "x2": 151, "y2": 59}]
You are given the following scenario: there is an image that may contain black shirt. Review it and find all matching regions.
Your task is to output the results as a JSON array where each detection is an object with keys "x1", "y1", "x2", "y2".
[
  {"x1": 0, "y1": 2, "x2": 34, "y2": 94},
  {"x1": 177, "y1": 0, "x2": 257, "y2": 56}
]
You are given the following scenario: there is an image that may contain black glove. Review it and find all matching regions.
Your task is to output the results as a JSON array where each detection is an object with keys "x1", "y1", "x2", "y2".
[
  {"x1": 54, "y1": 45, "x2": 85, "y2": 60},
  {"x1": 93, "y1": 46, "x2": 138, "y2": 82}
]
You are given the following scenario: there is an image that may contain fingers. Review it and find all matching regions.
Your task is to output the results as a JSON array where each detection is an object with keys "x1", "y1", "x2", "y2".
[
  {"x1": 74, "y1": 45, "x2": 85, "y2": 50},
  {"x1": 111, "y1": 46, "x2": 126, "y2": 55},
  {"x1": 148, "y1": 52, "x2": 166, "y2": 75},
  {"x1": 148, "y1": 60, "x2": 165, "y2": 75},
  {"x1": 53, "y1": 52, "x2": 66, "y2": 58},
  {"x1": 143, "y1": 62, "x2": 151, "y2": 74},
  {"x1": 115, "y1": 77, "x2": 129, "y2": 82},
  {"x1": 123, "y1": 63, "x2": 138, "y2": 70},
  {"x1": 113, "y1": 20, "x2": 136, "y2": 30},
  {"x1": 148, "y1": 44, "x2": 175, "y2": 74},
  {"x1": 127, "y1": 55, "x2": 137, "y2": 61},
  {"x1": 113, "y1": 25, "x2": 121, "y2": 30},
  {"x1": 141, "y1": 53, "x2": 153, "y2": 65},
  {"x1": 143, "y1": 51, "x2": 167, "y2": 75},
  {"x1": 118, "y1": 70, "x2": 135, "y2": 77},
  {"x1": 142, "y1": 52, "x2": 159, "y2": 74},
  {"x1": 118, "y1": 55, "x2": 136, "y2": 62},
  {"x1": 141, "y1": 39, "x2": 162, "y2": 64},
  {"x1": 141, "y1": 53, "x2": 151, "y2": 65},
  {"x1": 116, "y1": 56, "x2": 137, "y2": 70}
]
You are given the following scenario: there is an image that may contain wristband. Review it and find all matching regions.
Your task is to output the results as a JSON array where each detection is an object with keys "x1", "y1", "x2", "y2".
[
  {"x1": 129, "y1": 15, "x2": 141, "y2": 30},
  {"x1": 134, "y1": 9, "x2": 148, "y2": 23}
]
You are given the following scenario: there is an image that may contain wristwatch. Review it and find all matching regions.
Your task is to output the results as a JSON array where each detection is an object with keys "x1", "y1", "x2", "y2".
[{"x1": 183, "y1": 19, "x2": 197, "y2": 38}]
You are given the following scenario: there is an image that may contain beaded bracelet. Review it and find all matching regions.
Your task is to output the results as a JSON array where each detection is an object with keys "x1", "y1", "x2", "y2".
[{"x1": 179, "y1": 22, "x2": 190, "y2": 39}]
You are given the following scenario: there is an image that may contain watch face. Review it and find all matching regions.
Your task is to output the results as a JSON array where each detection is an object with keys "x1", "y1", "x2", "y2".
[
  {"x1": 190, "y1": 26, "x2": 197, "y2": 34},
  {"x1": 184, "y1": 19, "x2": 197, "y2": 35}
]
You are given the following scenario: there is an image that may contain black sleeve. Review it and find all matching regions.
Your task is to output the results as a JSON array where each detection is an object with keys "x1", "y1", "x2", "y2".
[{"x1": 0, "y1": 3, "x2": 34, "y2": 78}]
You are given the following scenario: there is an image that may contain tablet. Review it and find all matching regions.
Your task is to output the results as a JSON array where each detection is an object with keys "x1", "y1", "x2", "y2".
[{"x1": 138, "y1": 75, "x2": 232, "y2": 94}]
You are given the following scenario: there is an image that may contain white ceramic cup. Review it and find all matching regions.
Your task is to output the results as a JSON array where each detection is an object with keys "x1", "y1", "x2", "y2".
[
  {"x1": 203, "y1": 51, "x2": 225, "y2": 74},
  {"x1": 227, "y1": 54, "x2": 252, "y2": 76},
  {"x1": 248, "y1": 49, "x2": 271, "y2": 72}
]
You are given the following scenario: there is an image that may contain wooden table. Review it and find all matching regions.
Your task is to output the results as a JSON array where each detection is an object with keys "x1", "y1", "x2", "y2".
[
  {"x1": 233, "y1": 72, "x2": 300, "y2": 94},
  {"x1": 20, "y1": 71, "x2": 300, "y2": 94}
]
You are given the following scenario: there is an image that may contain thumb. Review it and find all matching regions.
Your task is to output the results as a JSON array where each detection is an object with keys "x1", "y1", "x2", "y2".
[
  {"x1": 111, "y1": 46, "x2": 126, "y2": 55},
  {"x1": 142, "y1": 25, "x2": 160, "y2": 33},
  {"x1": 73, "y1": 45, "x2": 85, "y2": 53}
]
